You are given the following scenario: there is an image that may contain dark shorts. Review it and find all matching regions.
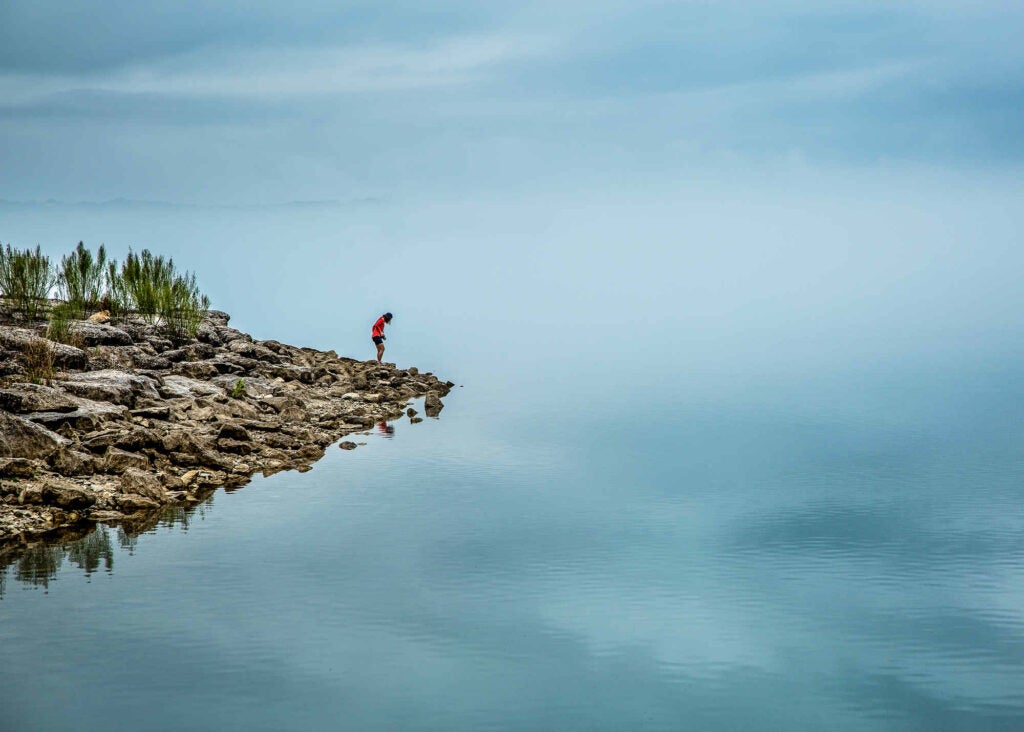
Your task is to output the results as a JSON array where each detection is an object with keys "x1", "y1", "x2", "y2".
[{"x1": 372, "y1": 336, "x2": 384, "y2": 345}]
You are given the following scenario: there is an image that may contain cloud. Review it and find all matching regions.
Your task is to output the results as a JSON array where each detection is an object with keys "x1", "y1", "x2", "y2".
[{"x1": 0, "y1": 34, "x2": 549, "y2": 105}]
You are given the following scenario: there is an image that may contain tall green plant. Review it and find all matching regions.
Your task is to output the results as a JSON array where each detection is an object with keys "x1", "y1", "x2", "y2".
[
  {"x1": 120, "y1": 249, "x2": 175, "y2": 323},
  {"x1": 0, "y1": 244, "x2": 56, "y2": 320},
  {"x1": 58, "y1": 241, "x2": 107, "y2": 317},
  {"x1": 158, "y1": 271, "x2": 210, "y2": 344},
  {"x1": 105, "y1": 260, "x2": 129, "y2": 315}
]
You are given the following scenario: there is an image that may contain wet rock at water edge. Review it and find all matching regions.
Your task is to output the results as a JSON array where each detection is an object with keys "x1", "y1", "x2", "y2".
[
  {"x1": 119, "y1": 468, "x2": 167, "y2": 500},
  {"x1": 424, "y1": 392, "x2": 444, "y2": 417},
  {"x1": 338, "y1": 441, "x2": 358, "y2": 450}
]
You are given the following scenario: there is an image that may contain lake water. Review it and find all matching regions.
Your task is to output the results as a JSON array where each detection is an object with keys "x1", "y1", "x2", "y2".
[
  {"x1": 2, "y1": 359, "x2": 1023, "y2": 731},
  {"x1": 1, "y1": 191, "x2": 1023, "y2": 730}
]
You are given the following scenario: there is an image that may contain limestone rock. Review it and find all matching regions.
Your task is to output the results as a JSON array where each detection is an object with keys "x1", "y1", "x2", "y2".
[
  {"x1": 131, "y1": 405, "x2": 171, "y2": 421},
  {"x1": 0, "y1": 457, "x2": 35, "y2": 478},
  {"x1": 120, "y1": 468, "x2": 166, "y2": 500},
  {"x1": 173, "y1": 361, "x2": 220, "y2": 380},
  {"x1": 69, "y1": 321, "x2": 133, "y2": 346},
  {"x1": 42, "y1": 483, "x2": 96, "y2": 509},
  {"x1": 104, "y1": 448, "x2": 150, "y2": 474},
  {"x1": 0, "y1": 384, "x2": 79, "y2": 413},
  {"x1": 48, "y1": 448, "x2": 97, "y2": 476},
  {"x1": 216, "y1": 438, "x2": 252, "y2": 455},
  {"x1": 0, "y1": 412, "x2": 69, "y2": 459},
  {"x1": 58, "y1": 370, "x2": 160, "y2": 407},
  {"x1": 25, "y1": 402, "x2": 128, "y2": 431},
  {"x1": 217, "y1": 423, "x2": 251, "y2": 442},
  {"x1": 117, "y1": 493, "x2": 160, "y2": 512},
  {"x1": 0, "y1": 328, "x2": 88, "y2": 369},
  {"x1": 424, "y1": 392, "x2": 444, "y2": 417}
]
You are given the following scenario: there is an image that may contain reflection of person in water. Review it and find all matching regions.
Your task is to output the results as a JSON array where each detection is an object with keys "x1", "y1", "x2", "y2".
[{"x1": 377, "y1": 421, "x2": 395, "y2": 438}]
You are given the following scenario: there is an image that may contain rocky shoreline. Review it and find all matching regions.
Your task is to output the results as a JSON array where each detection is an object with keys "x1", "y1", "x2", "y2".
[{"x1": 0, "y1": 310, "x2": 451, "y2": 548}]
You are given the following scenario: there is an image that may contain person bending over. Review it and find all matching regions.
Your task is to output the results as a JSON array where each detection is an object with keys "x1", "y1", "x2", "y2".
[{"x1": 372, "y1": 312, "x2": 393, "y2": 363}]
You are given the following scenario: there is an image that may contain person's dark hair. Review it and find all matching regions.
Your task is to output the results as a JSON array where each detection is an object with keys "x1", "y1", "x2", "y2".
[{"x1": 383, "y1": 312, "x2": 393, "y2": 322}]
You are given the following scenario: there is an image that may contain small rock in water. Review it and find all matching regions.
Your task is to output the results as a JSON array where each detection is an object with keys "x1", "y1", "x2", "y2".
[
  {"x1": 410, "y1": 417, "x2": 423, "y2": 424},
  {"x1": 424, "y1": 392, "x2": 444, "y2": 417},
  {"x1": 338, "y1": 441, "x2": 358, "y2": 450},
  {"x1": 406, "y1": 407, "x2": 418, "y2": 418}
]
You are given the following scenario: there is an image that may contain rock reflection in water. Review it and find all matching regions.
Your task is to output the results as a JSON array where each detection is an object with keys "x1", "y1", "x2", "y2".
[{"x1": 0, "y1": 494, "x2": 216, "y2": 598}]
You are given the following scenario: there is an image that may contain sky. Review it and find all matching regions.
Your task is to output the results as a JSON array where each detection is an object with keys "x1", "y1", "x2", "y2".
[
  {"x1": 2, "y1": 1, "x2": 1023, "y2": 204},
  {"x1": 1, "y1": 1, "x2": 1022, "y2": 390}
]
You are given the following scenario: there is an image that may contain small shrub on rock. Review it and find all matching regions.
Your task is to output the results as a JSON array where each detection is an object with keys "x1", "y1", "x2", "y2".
[
  {"x1": 46, "y1": 301, "x2": 84, "y2": 347},
  {"x1": 20, "y1": 337, "x2": 55, "y2": 384}
]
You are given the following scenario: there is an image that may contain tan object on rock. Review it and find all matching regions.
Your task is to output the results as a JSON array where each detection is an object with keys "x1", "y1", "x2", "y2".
[{"x1": 88, "y1": 310, "x2": 111, "y2": 323}]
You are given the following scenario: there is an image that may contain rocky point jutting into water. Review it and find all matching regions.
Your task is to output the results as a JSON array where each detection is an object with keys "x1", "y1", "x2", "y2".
[{"x1": 0, "y1": 309, "x2": 451, "y2": 546}]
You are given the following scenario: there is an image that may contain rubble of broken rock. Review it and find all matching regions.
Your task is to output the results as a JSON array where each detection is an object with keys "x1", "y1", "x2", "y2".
[{"x1": 0, "y1": 310, "x2": 451, "y2": 547}]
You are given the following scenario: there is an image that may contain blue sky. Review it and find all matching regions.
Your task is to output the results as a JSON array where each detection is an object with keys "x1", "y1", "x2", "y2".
[{"x1": 2, "y1": 1, "x2": 1023, "y2": 203}]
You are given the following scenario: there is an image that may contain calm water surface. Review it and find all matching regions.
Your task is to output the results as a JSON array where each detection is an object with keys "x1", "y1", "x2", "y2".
[{"x1": 2, "y1": 366, "x2": 1023, "y2": 731}]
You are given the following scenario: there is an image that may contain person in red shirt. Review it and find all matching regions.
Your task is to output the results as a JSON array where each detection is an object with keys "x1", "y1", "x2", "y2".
[{"x1": 371, "y1": 312, "x2": 393, "y2": 363}]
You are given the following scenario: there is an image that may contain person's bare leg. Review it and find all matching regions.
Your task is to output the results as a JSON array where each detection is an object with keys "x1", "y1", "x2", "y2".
[{"x1": 376, "y1": 343, "x2": 385, "y2": 362}]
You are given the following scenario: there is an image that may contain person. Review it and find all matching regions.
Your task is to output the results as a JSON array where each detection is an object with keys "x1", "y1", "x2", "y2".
[{"x1": 371, "y1": 312, "x2": 393, "y2": 362}]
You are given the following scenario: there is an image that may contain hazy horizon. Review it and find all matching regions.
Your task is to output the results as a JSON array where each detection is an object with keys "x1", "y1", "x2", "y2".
[{"x1": 2, "y1": 1, "x2": 1022, "y2": 394}]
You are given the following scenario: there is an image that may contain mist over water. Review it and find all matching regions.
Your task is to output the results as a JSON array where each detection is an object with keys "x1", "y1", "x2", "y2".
[
  {"x1": 4, "y1": 168, "x2": 1022, "y2": 394},
  {"x1": 3, "y1": 169, "x2": 1024, "y2": 729}
]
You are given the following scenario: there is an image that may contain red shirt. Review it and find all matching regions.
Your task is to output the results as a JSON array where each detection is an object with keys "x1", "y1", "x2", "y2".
[{"x1": 372, "y1": 316, "x2": 386, "y2": 338}]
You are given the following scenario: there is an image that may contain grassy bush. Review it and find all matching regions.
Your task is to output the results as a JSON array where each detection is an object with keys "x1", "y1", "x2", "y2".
[
  {"x1": 119, "y1": 249, "x2": 175, "y2": 323},
  {"x1": 58, "y1": 241, "x2": 107, "y2": 317},
  {"x1": 20, "y1": 337, "x2": 55, "y2": 384},
  {"x1": 158, "y1": 271, "x2": 210, "y2": 344},
  {"x1": 0, "y1": 244, "x2": 56, "y2": 320},
  {"x1": 105, "y1": 260, "x2": 130, "y2": 316},
  {"x1": 230, "y1": 378, "x2": 246, "y2": 399},
  {"x1": 4, "y1": 242, "x2": 211, "y2": 342},
  {"x1": 46, "y1": 301, "x2": 84, "y2": 347}
]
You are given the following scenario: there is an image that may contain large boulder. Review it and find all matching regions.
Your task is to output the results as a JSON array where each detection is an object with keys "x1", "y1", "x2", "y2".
[
  {"x1": 206, "y1": 310, "x2": 231, "y2": 327},
  {"x1": 0, "y1": 457, "x2": 35, "y2": 478},
  {"x1": 0, "y1": 328, "x2": 88, "y2": 369},
  {"x1": 57, "y1": 370, "x2": 160, "y2": 407},
  {"x1": 48, "y1": 447, "x2": 97, "y2": 476},
  {"x1": 80, "y1": 425, "x2": 159, "y2": 453},
  {"x1": 0, "y1": 384, "x2": 80, "y2": 413},
  {"x1": 158, "y1": 375, "x2": 221, "y2": 399},
  {"x1": 42, "y1": 483, "x2": 96, "y2": 509},
  {"x1": 172, "y1": 361, "x2": 220, "y2": 380},
  {"x1": 24, "y1": 403, "x2": 127, "y2": 432},
  {"x1": 68, "y1": 321, "x2": 133, "y2": 346},
  {"x1": 116, "y1": 493, "x2": 160, "y2": 512},
  {"x1": 119, "y1": 468, "x2": 166, "y2": 500},
  {"x1": 103, "y1": 447, "x2": 150, "y2": 474},
  {"x1": 0, "y1": 412, "x2": 69, "y2": 458},
  {"x1": 196, "y1": 321, "x2": 224, "y2": 346},
  {"x1": 217, "y1": 423, "x2": 251, "y2": 442}
]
